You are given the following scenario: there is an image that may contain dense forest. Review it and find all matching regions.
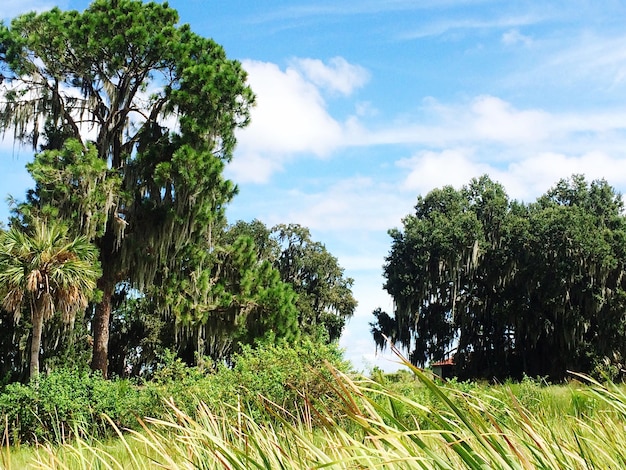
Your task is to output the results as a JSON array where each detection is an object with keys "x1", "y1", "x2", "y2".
[
  {"x1": 0, "y1": 0, "x2": 356, "y2": 383},
  {"x1": 372, "y1": 174, "x2": 626, "y2": 381}
]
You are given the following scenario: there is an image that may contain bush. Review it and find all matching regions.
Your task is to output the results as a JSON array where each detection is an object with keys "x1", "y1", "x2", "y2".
[
  {"x1": 0, "y1": 340, "x2": 351, "y2": 444},
  {"x1": 0, "y1": 368, "x2": 143, "y2": 444},
  {"x1": 229, "y1": 339, "x2": 349, "y2": 410},
  {"x1": 153, "y1": 338, "x2": 353, "y2": 423}
]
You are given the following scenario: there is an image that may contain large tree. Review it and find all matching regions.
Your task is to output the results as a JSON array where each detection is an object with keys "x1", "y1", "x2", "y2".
[
  {"x1": 225, "y1": 221, "x2": 357, "y2": 341},
  {"x1": 0, "y1": 219, "x2": 100, "y2": 380},
  {"x1": 273, "y1": 224, "x2": 357, "y2": 341},
  {"x1": 373, "y1": 175, "x2": 626, "y2": 380},
  {"x1": 0, "y1": 1, "x2": 254, "y2": 377},
  {"x1": 156, "y1": 233, "x2": 300, "y2": 364}
]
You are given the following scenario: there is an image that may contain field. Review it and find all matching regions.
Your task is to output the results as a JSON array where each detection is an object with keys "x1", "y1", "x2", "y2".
[{"x1": 3, "y1": 352, "x2": 626, "y2": 469}]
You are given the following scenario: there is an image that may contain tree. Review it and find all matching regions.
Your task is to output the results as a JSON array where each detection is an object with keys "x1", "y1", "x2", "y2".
[
  {"x1": 372, "y1": 175, "x2": 626, "y2": 381},
  {"x1": 157, "y1": 234, "x2": 300, "y2": 364},
  {"x1": 227, "y1": 221, "x2": 357, "y2": 341},
  {"x1": 0, "y1": 1, "x2": 254, "y2": 377},
  {"x1": 513, "y1": 176, "x2": 626, "y2": 378},
  {"x1": 0, "y1": 219, "x2": 100, "y2": 380}
]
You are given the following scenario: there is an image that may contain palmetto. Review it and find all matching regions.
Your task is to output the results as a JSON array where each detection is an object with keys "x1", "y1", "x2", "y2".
[{"x1": 0, "y1": 219, "x2": 101, "y2": 380}]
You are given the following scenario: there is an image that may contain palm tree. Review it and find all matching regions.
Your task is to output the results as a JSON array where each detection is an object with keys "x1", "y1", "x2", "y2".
[{"x1": 0, "y1": 219, "x2": 101, "y2": 380}]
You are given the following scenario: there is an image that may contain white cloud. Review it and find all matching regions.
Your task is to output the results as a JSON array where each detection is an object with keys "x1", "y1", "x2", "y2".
[
  {"x1": 241, "y1": 59, "x2": 344, "y2": 154},
  {"x1": 341, "y1": 96, "x2": 555, "y2": 150},
  {"x1": 229, "y1": 51, "x2": 626, "y2": 186},
  {"x1": 231, "y1": 59, "x2": 360, "y2": 183},
  {"x1": 395, "y1": 146, "x2": 626, "y2": 203},
  {"x1": 226, "y1": 153, "x2": 283, "y2": 184},
  {"x1": 349, "y1": 95, "x2": 626, "y2": 164},
  {"x1": 290, "y1": 57, "x2": 370, "y2": 95},
  {"x1": 528, "y1": 32, "x2": 626, "y2": 90},
  {"x1": 502, "y1": 29, "x2": 533, "y2": 46},
  {"x1": 398, "y1": 148, "x2": 494, "y2": 193},
  {"x1": 2, "y1": 0, "x2": 65, "y2": 20},
  {"x1": 504, "y1": 151, "x2": 626, "y2": 200},
  {"x1": 280, "y1": 176, "x2": 412, "y2": 232},
  {"x1": 399, "y1": 14, "x2": 544, "y2": 40},
  {"x1": 470, "y1": 95, "x2": 550, "y2": 143}
]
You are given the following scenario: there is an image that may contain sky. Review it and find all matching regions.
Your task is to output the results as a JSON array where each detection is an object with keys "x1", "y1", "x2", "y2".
[{"x1": 4, "y1": 0, "x2": 626, "y2": 372}]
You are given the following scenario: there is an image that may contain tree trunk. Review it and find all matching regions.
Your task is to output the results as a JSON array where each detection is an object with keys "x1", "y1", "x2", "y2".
[
  {"x1": 91, "y1": 278, "x2": 114, "y2": 378},
  {"x1": 30, "y1": 309, "x2": 43, "y2": 381}
]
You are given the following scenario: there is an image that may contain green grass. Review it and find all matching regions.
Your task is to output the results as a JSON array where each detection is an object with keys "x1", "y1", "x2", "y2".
[{"x1": 6, "y1": 359, "x2": 626, "y2": 469}]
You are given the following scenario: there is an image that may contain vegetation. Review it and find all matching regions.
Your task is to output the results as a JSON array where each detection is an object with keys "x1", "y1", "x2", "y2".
[
  {"x1": 0, "y1": 0, "x2": 356, "y2": 380},
  {"x1": 5, "y1": 356, "x2": 626, "y2": 469},
  {"x1": 2, "y1": 1, "x2": 626, "y2": 468},
  {"x1": 0, "y1": 219, "x2": 100, "y2": 380},
  {"x1": 372, "y1": 174, "x2": 626, "y2": 381},
  {"x1": 0, "y1": 0, "x2": 254, "y2": 378},
  {"x1": 224, "y1": 221, "x2": 357, "y2": 341},
  {"x1": 0, "y1": 340, "x2": 348, "y2": 445}
]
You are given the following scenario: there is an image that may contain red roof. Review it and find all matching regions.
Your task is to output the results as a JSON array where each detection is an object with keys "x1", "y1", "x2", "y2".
[{"x1": 431, "y1": 358, "x2": 455, "y2": 367}]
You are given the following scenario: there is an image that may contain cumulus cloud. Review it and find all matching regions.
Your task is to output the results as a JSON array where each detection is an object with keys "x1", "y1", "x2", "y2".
[
  {"x1": 229, "y1": 51, "x2": 626, "y2": 187},
  {"x1": 470, "y1": 95, "x2": 550, "y2": 143},
  {"x1": 504, "y1": 151, "x2": 626, "y2": 200},
  {"x1": 290, "y1": 57, "x2": 370, "y2": 95},
  {"x1": 398, "y1": 148, "x2": 494, "y2": 194},
  {"x1": 395, "y1": 146, "x2": 626, "y2": 203},
  {"x1": 230, "y1": 58, "x2": 365, "y2": 183},
  {"x1": 240, "y1": 60, "x2": 343, "y2": 155}
]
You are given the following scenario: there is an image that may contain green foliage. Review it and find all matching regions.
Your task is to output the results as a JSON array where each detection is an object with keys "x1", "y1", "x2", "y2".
[
  {"x1": 0, "y1": 0, "x2": 254, "y2": 377},
  {"x1": 18, "y1": 140, "x2": 121, "y2": 239},
  {"x1": 273, "y1": 223, "x2": 358, "y2": 340},
  {"x1": 151, "y1": 233, "x2": 300, "y2": 365},
  {"x1": 226, "y1": 339, "x2": 349, "y2": 413},
  {"x1": 0, "y1": 340, "x2": 350, "y2": 445},
  {"x1": 0, "y1": 368, "x2": 142, "y2": 444},
  {"x1": 0, "y1": 218, "x2": 101, "y2": 380},
  {"x1": 145, "y1": 339, "x2": 351, "y2": 424},
  {"x1": 223, "y1": 220, "x2": 357, "y2": 342},
  {"x1": 373, "y1": 174, "x2": 626, "y2": 381},
  {"x1": 12, "y1": 363, "x2": 626, "y2": 469}
]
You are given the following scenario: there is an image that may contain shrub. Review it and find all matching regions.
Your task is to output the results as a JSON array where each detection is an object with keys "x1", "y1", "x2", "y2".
[
  {"x1": 0, "y1": 368, "x2": 142, "y2": 444},
  {"x1": 0, "y1": 339, "x2": 351, "y2": 444},
  {"x1": 191, "y1": 338, "x2": 351, "y2": 423}
]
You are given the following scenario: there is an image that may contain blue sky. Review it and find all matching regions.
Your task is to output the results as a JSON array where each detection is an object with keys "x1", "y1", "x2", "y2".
[{"x1": 4, "y1": 0, "x2": 626, "y2": 371}]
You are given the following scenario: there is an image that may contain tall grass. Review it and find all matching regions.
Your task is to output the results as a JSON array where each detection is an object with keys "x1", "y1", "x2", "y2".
[{"x1": 7, "y1": 359, "x2": 626, "y2": 469}]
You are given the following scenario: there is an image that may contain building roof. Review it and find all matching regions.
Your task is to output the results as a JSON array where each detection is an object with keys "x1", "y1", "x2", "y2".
[{"x1": 431, "y1": 358, "x2": 455, "y2": 367}]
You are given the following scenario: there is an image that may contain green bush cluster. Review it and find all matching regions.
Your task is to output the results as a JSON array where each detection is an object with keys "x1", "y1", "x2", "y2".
[
  {"x1": 0, "y1": 368, "x2": 144, "y2": 444},
  {"x1": 0, "y1": 339, "x2": 349, "y2": 444}
]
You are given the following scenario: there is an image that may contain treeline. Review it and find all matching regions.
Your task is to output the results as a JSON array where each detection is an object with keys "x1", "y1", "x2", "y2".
[
  {"x1": 0, "y1": 218, "x2": 356, "y2": 383},
  {"x1": 0, "y1": 1, "x2": 355, "y2": 383},
  {"x1": 372, "y1": 175, "x2": 626, "y2": 381}
]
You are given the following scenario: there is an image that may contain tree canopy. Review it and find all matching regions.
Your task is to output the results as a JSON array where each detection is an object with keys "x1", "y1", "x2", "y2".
[
  {"x1": 0, "y1": 0, "x2": 254, "y2": 377},
  {"x1": 372, "y1": 175, "x2": 626, "y2": 381},
  {"x1": 226, "y1": 221, "x2": 357, "y2": 341},
  {"x1": 100, "y1": 220, "x2": 356, "y2": 376}
]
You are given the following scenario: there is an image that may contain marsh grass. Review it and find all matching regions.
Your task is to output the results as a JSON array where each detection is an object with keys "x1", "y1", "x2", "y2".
[{"x1": 7, "y1": 359, "x2": 626, "y2": 469}]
